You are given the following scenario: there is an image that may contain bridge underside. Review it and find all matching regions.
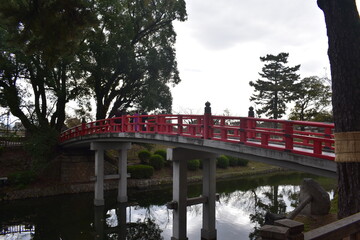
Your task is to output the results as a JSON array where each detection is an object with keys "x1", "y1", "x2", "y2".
[{"x1": 61, "y1": 132, "x2": 337, "y2": 178}]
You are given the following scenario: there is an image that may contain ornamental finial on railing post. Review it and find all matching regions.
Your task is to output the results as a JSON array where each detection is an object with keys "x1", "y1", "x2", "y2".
[
  {"x1": 205, "y1": 101, "x2": 211, "y2": 114},
  {"x1": 204, "y1": 101, "x2": 212, "y2": 139},
  {"x1": 248, "y1": 106, "x2": 255, "y2": 117}
]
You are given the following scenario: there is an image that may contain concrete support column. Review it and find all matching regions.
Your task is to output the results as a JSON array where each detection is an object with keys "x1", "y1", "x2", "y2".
[
  {"x1": 118, "y1": 144, "x2": 130, "y2": 203},
  {"x1": 94, "y1": 148, "x2": 105, "y2": 206},
  {"x1": 201, "y1": 157, "x2": 217, "y2": 240},
  {"x1": 172, "y1": 158, "x2": 188, "y2": 240},
  {"x1": 91, "y1": 142, "x2": 131, "y2": 206}
]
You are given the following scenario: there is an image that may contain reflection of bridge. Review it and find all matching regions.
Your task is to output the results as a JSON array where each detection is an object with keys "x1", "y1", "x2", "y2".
[
  {"x1": 59, "y1": 103, "x2": 336, "y2": 240},
  {"x1": 0, "y1": 224, "x2": 35, "y2": 235}
]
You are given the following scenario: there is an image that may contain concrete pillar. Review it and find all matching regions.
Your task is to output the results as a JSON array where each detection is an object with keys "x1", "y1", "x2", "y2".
[
  {"x1": 91, "y1": 142, "x2": 131, "y2": 206},
  {"x1": 172, "y1": 158, "x2": 188, "y2": 240},
  {"x1": 201, "y1": 157, "x2": 217, "y2": 240},
  {"x1": 167, "y1": 148, "x2": 218, "y2": 240},
  {"x1": 94, "y1": 148, "x2": 105, "y2": 206},
  {"x1": 118, "y1": 143, "x2": 131, "y2": 203}
]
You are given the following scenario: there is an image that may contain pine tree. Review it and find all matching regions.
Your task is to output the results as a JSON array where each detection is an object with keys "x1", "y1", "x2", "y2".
[{"x1": 249, "y1": 53, "x2": 300, "y2": 119}]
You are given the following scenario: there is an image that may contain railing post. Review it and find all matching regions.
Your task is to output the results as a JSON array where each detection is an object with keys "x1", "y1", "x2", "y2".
[
  {"x1": 324, "y1": 127, "x2": 332, "y2": 149},
  {"x1": 284, "y1": 121, "x2": 294, "y2": 151},
  {"x1": 153, "y1": 115, "x2": 159, "y2": 133},
  {"x1": 177, "y1": 116, "x2": 183, "y2": 135},
  {"x1": 81, "y1": 118, "x2": 86, "y2": 136},
  {"x1": 121, "y1": 114, "x2": 126, "y2": 132},
  {"x1": 314, "y1": 140, "x2": 322, "y2": 155},
  {"x1": 203, "y1": 102, "x2": 212, "y2": 139},
  {"x1": 220, "y1": 118, "x2": 227, "y2": 140},
  {"x1": 248, "y1": 107, "x2": 256, "y2": 139},
  {"x1": 240, "y1": 117, "x2": 248, "y2": 143}
]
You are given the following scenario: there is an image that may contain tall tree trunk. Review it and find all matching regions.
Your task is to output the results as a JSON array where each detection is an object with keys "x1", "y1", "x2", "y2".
[{"x1": 317, "y1": 0, "x2": 360, "y2": 218}]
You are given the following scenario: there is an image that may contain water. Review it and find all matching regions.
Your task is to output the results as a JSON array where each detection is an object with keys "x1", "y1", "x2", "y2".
[{"x1": 0, "y1": 172, "x2": 336, "y2": 240}]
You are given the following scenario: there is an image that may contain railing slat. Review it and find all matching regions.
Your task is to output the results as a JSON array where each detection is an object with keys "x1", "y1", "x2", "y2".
[{"x1": 304, "y1": 212, "x2": 360, "y2": 240}]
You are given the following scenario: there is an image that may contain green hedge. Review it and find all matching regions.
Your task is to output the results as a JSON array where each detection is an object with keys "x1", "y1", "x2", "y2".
[
  {"x1": 149, "y1": 154, "x2": 165, "y2": 170},
  {"x1": 127, "y1": 165, "x2": 154, "y2": 179},
  {"x1": 216, "y1": 155, "x2": 229, "y2": 169},
  {"x1": 187, "y1": 159, "x2": 200, "y2": 171},
  {"x1": 226, "y1": 155, "x2": 249, "y2": 167},
  {"x1": 138, "y1": 150, "x2": 152, "y2": 164},
  {"x1": 8, "y1": 170, "x2": 37, "y2": 188},
  {"x1": 154, "y1": 149, "x2": 167, "y2": 160},
  {"x1": 237, "y1": 158, "x2": 249, "y2": 166},
  {"x1": 227, "y1": 155, "x2": 238, "y2": 167}
]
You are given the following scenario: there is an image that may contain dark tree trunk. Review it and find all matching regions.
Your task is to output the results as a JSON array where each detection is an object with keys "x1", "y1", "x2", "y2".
[{"x1": 317, "y1": 0, "x2": 360, "y2": 218}]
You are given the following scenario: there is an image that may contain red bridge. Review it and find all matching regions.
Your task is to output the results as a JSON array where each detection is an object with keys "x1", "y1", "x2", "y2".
[
  {"x1": 60, "y1": 105, "x2": 336, "y2": 177},
  {"x1": 59, "y1": 103, "x2": 336, "y2": 240}
]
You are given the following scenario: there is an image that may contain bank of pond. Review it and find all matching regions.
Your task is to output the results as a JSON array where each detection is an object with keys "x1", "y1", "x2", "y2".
[{"x1": 0, "y1": 171, "x2": 336, "y2": 240}]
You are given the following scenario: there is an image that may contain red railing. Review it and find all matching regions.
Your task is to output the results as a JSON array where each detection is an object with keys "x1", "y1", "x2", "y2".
[{"x1": 60, "y1": 114, "x2": 335, "y2": 161}]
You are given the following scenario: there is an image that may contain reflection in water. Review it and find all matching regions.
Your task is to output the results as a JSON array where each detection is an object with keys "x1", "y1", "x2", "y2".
[{"x1": 0, "y1": 172, "x2": 335, "y2": 240}]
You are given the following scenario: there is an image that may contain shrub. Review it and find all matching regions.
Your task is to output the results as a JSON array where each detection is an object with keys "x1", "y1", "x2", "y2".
[
  {"x1": 154, "y1": 149, "x2": 167, "y2": 160},
  {"x1": 8, "y1": 170, "x2": 37, "y2": 188},
  {"x1": 199, "y1": 159, "x2": 203, "y2": 169},
  {"x1": 187, "y1": 159, "x2": 200, "y2": 171},
  {"x1": 149, "y1": 154, "x2": 165, "y2": 170},
  {"x1": 127, "y1": 165, "x2": 154, "y2": 179},
  {"x1": 216, "y1": 155, "x2": 229, "y2": 169},
  {"x1": 237, "y1": 158, "x2": 249, "y2": 166},
  {"x1": 227, "y1": 155, "x2": 239, "y2": 167},
  {"x1": 138, "y1": 150, "x2": 151, "y2": 164}
]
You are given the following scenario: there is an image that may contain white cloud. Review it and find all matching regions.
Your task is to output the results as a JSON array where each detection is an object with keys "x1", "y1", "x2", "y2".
[{"x1": 171, "y1": 0, "x2": 350, "y2": 116}]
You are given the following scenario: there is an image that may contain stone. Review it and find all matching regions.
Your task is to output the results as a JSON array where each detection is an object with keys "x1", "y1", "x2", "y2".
[{"x1": 299, "y1": 178, "x2": 330, "y2": 216}]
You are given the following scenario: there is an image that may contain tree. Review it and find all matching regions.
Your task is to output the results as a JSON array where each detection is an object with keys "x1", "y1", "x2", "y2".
[
  {"x1": 249, "y1": 53, "x2": 300, "y2": 119},
  {"x1": 79, "y1": 0, "x2": 187, "y2": 120},
  {"x1": 0, "y1": 0, "x2": 96, "y2": 163},
  {"x1": 317, "y1": 0, "x2": 360, "y2": 218},
  {"x1": 289, "y1": 76, "x2": 332, "y2": 121}
]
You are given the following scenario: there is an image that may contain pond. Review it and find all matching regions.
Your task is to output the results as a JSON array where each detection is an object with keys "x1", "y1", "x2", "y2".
[{"x1": 0, "y1": 172, "x2": 336, "y2": 240}]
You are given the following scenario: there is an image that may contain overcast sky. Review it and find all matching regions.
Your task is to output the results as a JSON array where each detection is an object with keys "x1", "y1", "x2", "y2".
[{"x1": 171, "y1": 0, "x2": 360, "y2": 117}]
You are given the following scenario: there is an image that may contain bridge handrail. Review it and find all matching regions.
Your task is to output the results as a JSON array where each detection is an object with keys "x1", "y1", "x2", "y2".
[{"x1": 60, "y1": 114, "x2": 335, "y2": 161}]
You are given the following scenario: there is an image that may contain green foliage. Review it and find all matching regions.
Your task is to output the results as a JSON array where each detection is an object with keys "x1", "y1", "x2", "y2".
[
  {"x1": 127, "y1": 165, "x2": 154, "y2": 179},
  {"x1": 216, "y1": 155, "x2": 229, "y2": 169},
  {"x1": 24, "y1": 127, "x2": 59, "y2": 165},
  {"x1": 227, "y1": 155, "x2": 239, "y2": 167},
  {"x1": 0, "y1": 0, "x2": 96, "y2": 63},
  {"x1": 249, "y1": 52, "x2": 300, "y2": 119},
  {"x1": 154, "y1": 149, "x2": 167, "y2": 160},
  {"x1": 8, "y1": 170, "x2": 37, "y2": 188},
  {"x1": 289, "y1": 76, "x2": 332, "y2": 121},
  {"x1": 226, "y1": 155, "x2": 249, "y2": 167},
  {"x1": 149, "y1": 154, "x2": 165, "y2": 170},
  {"x1": 0, "y1": 0, "x2": 95, "y2": 135},
  {"x1": 127, "y1": 218, "x2": 164, "y2": 240},
  {"x1": 237, "y1": 158, "x2": 249, "y2": 166},
  {"x1": 187, "y1": 159, "x2": 200, "y2": 171},
  {"x1": 80, "y1": 0, "x2": 188, "y2": 119},
  {"x1": 138, "y1": 150, "x2": 152, "y2": 164}
]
